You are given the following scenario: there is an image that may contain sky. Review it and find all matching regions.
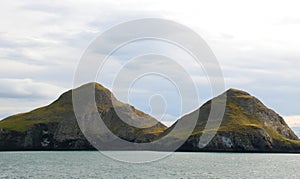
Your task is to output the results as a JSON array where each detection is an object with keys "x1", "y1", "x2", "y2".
[{"x1": 1, "y1": 0, "x2": 300, "y2": 129}]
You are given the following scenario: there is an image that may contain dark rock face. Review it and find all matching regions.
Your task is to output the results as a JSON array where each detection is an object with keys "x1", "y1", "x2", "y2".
[
  {"x1": 173, "y1": 89, "x2": 300, "y2": 152},
  {"x1": 0, "y1": 83, "x2": 166, "y2": 151},
  {"x1": 0, "y1": 122, "x2": 92, "y2": 150},
  {"x1": 1, "y1": 85, "x2": 299, "y2": 152}
]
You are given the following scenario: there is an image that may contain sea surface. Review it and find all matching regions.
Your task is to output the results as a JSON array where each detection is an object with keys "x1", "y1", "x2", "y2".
[{"x1": 1, "y1": 151, "x2": 300, "y2": 178}]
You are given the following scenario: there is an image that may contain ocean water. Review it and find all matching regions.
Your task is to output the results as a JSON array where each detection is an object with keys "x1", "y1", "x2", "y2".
[{"x1": 0, "y1": 151, "x2": 300, "y2": 178}]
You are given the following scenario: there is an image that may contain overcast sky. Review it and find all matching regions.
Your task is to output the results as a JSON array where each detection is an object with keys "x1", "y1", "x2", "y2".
[{"x1": 1, "y1": 0, "x2": 300, "y2": 128}]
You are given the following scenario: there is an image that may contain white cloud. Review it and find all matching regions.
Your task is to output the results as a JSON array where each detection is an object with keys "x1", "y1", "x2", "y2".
[
  {"x1": 0, "y1": 59, "x2": 44, "y2": 76},
  {"x1": 0, "y1": 98, "x2": 52, "y2": 119},
  {"x1": 284, "y1": 116, "x2": 300, "y2": 127},
  {"x1": 0, "y1": 78, "x2": 66, "y2": 99},
  {"x1": 0, "y1": 78, "x2": 67, "y2": 119},
  {"x1": 1, "y1": 0, "x2": 300, "y2": 122}
]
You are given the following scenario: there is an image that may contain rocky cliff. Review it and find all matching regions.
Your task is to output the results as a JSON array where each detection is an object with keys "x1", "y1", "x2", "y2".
[
  {"x1": 1, "y1": 84, "x2": 299, "y2": 152},
  {"x1": 0, "y1": 83, "x2": 166, "y2": 151},
  {"x1": 170, "y1": 89, "x2": 300, "y2": 152}
]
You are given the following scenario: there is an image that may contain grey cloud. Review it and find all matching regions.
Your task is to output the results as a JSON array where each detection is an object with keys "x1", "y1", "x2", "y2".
[
  {"x1": 88, "y1": 10, "x2": 161, "y2": 30},
  {"x1": 0, "y1": 97, "x2": 54, "y2": 120},
  {"x1": 1, "y1": 0, "x2": 300, "y2": 126},
  {"x1": 221, "y1": 56, "x2": 300, "y2": 115},
  {"x1": 278, "y1": 17, "x2": 300, "y2": 25},
  {"x1": 19, "y1": 1, "x2": 68, "y2": 15},
  {"x1": 0, "y1": 79, "x2": 66, "y2": 99},
  {"x1": 44, "y1": 30, "x2": 98, "y2": 49}
]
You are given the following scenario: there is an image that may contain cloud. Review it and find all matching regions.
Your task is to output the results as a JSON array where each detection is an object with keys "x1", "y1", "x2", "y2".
[
  {"x1": 0, "y1": 59, "x2": 44, "y2": 76},
  {"x1": 1, "y1": 0, "x2": 300, "y2": 123},
  {"x1": 0, "y1": 78, "x2": 66, "y2": 99},
  {"x1": 20, "y1": 2, "x2": 68, "y2": 15},
  {"x1": 278, "y1": 17, "x2": 300, "y2": 25},
  {"x1": 0, "y1": 78, "x2": 67, "y2": 120},
  {"x1": 284, "y1": 116, "x2": 300, "y2": 127},
  {"x1": 0, "y1": 97, "x2": 55, "y2": 120}
]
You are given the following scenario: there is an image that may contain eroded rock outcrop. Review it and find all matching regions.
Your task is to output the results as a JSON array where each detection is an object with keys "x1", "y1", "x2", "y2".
[
  {"x1": 172, "y1": 89, "x2": 300, "y2": 152},
  {"x1": 0, "y1": 83, "x2": 166, "y2": 151},
  {"x1": 1, "y1": 84, "x2": 299, "y2": 152}
]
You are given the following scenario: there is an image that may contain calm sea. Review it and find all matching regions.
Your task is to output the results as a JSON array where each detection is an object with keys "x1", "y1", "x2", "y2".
[{"x1": 0, "y1": 151, "x2": 300, "y2": 178}]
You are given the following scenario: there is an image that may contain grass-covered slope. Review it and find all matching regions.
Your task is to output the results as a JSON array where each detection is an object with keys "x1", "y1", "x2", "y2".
[
  {"x1": 0, "y1": 82, "x2": 167, "y2": 150},
  {"x1": 1, "y1": 84, "x2": 299, "y2": 152},
  {"x1": 171, "y1": 89, "x2": 300, "y2": 152},
  {"x1": 0, "y1": 94, "x2": 72, "y2": 132}
]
